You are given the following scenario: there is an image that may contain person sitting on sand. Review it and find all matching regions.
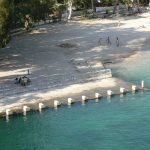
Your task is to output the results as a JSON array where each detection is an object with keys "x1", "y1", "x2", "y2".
[
  {"x1": 23, "y1": 76, "x2": 31, "y2": 85},
  {"x1": 18, "y1": 77, "x2": 22, "y2": 84},
  {"x1": 23, "y1": 76, "x2": 28, "y2": 86},
  {"x1": 14, "y1": 77, "x2": 19, "y2": 84},
  {"x1": 17, "y1": 76, "x2": 31, "y2": 86}
]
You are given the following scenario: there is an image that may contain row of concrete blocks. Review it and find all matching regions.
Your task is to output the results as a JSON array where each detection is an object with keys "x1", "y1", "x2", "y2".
[{"x1": 5, "y1": 81, "x2": 144, "y2": 116}]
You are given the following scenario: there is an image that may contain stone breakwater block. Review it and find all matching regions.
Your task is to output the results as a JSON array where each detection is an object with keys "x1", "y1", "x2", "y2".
[
  {"x1": 54, "y1": 100, "x2": 61, "y2": 108},
  {"x1": 6, "y1": 109, "x2": 13, "y2": 116},
  {"x1": 107, "y1": 90, "x2": 113, "y2": 96},
  {"x1": 141, "y1": 80, "x2": 144, "y2": 88},
  {"x1": 68, "y1": 98, "x2": 73, "y2": 105},
  {"x1": 82, "y1": 96, "x2": 87, "y2": 101},
  {"x1": 120, "y1": 87, "x2": 125, "y2": 94},
  {"x1": 23, "y1": 106, "x2": 30, "y2": 112},
  {"x1": 95, "y1": 93, "x2": 101, "y2": 99},
  {"x1": 132, "y1": 85, "x2": 137, "y2": 91},
  {"x1": 39, "y1": 103, "x2": 45, "y2": 109}
]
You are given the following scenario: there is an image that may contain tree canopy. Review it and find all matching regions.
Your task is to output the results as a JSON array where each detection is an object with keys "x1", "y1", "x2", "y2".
[
  {"x1": 0, "y1": 0, "x2": 149, "y2": 48},
  {"x1": 0, "y1": 0, "x2": 12, "y2": 48}
]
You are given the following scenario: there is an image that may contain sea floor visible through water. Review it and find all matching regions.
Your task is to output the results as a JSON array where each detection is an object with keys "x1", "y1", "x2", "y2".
[{"x1": 0, "y1": 51, "x2": 150, "y2": 150}]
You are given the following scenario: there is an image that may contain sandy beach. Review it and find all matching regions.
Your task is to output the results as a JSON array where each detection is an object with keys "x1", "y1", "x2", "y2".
[{"x1": 0, "y1": 12, "x2": 150, "y2": 116}]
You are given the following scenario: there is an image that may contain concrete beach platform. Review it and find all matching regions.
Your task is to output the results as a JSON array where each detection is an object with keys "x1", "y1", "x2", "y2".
[
  {"x1": 0, "y1": 12, "x2": 150, "y2": 117},
  {"x1": 0, "y1": 76, "x2": 147, "y2": 117}
]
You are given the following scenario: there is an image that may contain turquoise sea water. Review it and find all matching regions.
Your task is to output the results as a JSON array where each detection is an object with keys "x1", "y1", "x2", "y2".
[
  {"x1": 110, "y1": 52, "x2": 150, "y2": 87},
  {"x1": 0, "y1": 52, "x2": 150, "y2": 150}
]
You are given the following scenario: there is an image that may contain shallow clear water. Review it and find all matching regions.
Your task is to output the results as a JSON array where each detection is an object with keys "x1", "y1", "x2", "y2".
[
  {"x1": 110, "y1": 52, "x2": 150, "y2": 87},
  {"x1": 0, "y1": 52, "x2": 150, "y2": 150}
]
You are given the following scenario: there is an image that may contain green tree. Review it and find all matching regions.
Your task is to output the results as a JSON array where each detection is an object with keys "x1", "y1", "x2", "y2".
[
  {"x1": 0, "y1": 0, "x2": 12, "y2": 48},
  {"x1": 11, "y1": 0, "x2": 31, "y2": 29},
  {"x1": 74, "y1": 0, "x2": 92, "y2": 9}
]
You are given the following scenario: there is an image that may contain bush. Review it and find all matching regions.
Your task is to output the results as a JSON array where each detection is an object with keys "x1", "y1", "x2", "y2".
[{"x1": 80, "y1": 9, "x2": 88, "y2": 18}]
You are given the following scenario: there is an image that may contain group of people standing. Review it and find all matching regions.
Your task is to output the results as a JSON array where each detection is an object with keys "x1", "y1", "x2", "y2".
[{"x1": 98, "y1": 36, "x2": 119, "y2": 47}]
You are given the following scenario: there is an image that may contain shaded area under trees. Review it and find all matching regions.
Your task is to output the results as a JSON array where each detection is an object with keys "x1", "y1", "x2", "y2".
[{"x1": 0, "y1": 0, "x2": 149, "y2": 48}]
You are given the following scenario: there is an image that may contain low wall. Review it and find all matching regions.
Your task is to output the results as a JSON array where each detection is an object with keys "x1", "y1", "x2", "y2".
[{"x1": 96, "y1": 6, "x2": 114, "y2": 12}]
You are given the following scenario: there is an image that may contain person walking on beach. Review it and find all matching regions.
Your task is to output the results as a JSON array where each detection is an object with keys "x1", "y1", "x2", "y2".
[
  {"x1": 98, "y1": 38, "x2": 102, "y2": 45},
  {"x1": 106, "y1": 36, "x2": 111, "y2": 45},
  {"x1": 117, "y1": 20, "x2": 121, "y2": 27},
  {"x1": 116, "y1": 37, "x2": 119, "y2": 47},
  {"x1": 27, "y1": 69, "x2": 30, "y2": 75}
]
